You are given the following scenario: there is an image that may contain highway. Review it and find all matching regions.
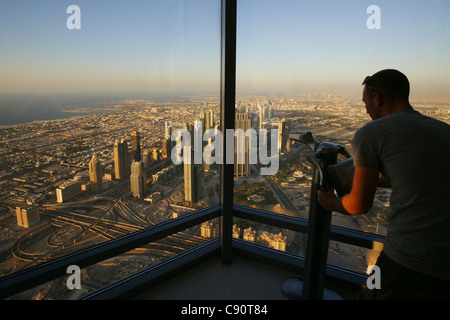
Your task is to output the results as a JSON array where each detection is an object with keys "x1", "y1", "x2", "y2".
[
  {"x1": 8, "y1": 188, "x2": 206, "y2": 265},
  {"x1": 264, "y1": 174, "x2": 300, "y2": 215}
]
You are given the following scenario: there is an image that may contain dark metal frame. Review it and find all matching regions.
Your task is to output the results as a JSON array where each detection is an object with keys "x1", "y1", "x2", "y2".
[
  {"x1": 219, "y1": 0, "x2": 236, "y2": 264},
  {"x1": 0, "y1": 0, "x2": 385, "y2": 300}
]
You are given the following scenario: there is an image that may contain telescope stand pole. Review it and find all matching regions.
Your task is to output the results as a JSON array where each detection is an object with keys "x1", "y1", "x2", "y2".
[{"x1": 282, "y1": 164, "x2": 342, "y2": 300}]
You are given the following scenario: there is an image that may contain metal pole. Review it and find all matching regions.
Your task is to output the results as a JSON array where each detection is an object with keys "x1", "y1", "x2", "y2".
[
  {"x1": 302, "y1": 153, "x2": 335, "y2": 299},
  {"x1": 282, "y1": 143, "x2": 342, "y2": 300}
]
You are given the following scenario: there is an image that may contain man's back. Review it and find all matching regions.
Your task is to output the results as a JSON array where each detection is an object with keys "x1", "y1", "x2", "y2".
[{"x1": 352, "y1": 109, "x2": 450, "y2": 280}]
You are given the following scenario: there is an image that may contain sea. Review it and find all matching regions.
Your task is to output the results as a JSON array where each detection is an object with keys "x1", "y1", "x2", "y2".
[
  {"x1": 0, "y1": 91, "x2": 195, "y2": 127},
  {"x1": 0, "y1": 93, "x2": 134, "y2": 127},
  {"x1": 0, "y1": 92, "x2": 215, "y2": 127}
]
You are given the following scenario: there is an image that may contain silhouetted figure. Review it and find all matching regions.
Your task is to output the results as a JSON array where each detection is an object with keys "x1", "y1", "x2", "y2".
[{"x1": 318, "y1": 69, "x2": 450, "y2": 299}]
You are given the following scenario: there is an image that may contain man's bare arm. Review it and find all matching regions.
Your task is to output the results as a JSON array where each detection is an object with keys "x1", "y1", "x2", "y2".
[{"x1": 318, "y1": 166, "x2": 379, "y2": 215}]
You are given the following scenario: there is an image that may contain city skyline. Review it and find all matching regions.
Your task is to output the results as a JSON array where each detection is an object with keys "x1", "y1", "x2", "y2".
[
  {"x1": 1, "y1": 91, "x2": 448, "y2": 298},
  {"x1": 0, "y1": 0, "x2": 448, "y2": 101},
  {"x1": 0, "y1": 1, "x2": 448, "y2": 299}
]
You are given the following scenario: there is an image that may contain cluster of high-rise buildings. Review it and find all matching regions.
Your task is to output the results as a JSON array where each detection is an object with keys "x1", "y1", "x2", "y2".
[
  {"x1": 53, "y1": 104, "x2": 291, "y2": 211},
  {"x1": 180, "y1": 109, "x2": 217, "y2": 205},
  {"x1": 55, "y1": 129, "x2": 149, "y2": 203},
  {"x1": 88, "y1": 130, "x2": 148, "y2": 199}
]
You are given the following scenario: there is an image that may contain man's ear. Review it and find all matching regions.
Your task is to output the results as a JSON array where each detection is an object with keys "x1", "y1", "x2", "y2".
[{"x1": 373, "y1": 91, "x2": 382, "y2": 107}]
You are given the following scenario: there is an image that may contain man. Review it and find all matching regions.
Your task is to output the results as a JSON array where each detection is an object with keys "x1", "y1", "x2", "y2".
[{"x1": 318, "y1": 69, "x2": 450, "y2": 299}]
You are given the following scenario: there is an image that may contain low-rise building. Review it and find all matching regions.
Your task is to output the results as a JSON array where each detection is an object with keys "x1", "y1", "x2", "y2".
[{"x1": 56, "y1": 179, "x2": 82, "y2": 203}]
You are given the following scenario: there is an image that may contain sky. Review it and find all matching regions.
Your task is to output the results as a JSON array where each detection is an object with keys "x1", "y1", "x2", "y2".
[
  {"x1": 237, "y1": 0, "x2": 450, "y2": 97},
  {"x1": 0, "y1": 0, "x2": 449, "y2": 100},
  {"x1": 0, "y1": 0, "x2": 221, "y2": 97}
]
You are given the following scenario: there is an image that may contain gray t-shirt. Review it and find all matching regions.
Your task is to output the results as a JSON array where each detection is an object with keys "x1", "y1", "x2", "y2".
[{"x1": 352, "y1": 109, "x2": 450, "y2": 280}]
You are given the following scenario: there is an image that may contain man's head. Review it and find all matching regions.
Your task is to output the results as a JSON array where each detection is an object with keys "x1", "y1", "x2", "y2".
[{"x1": 362, "y1": 69, "x2": 412, "y2": 120}]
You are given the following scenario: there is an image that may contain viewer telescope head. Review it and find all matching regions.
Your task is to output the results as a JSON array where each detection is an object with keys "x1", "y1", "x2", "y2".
[
  {"x1": 289, "y1": 132, "x2": 352, "y2": 191},
  {"x1": 289, "y1": 132, "x2": 351, "y2": 158},
  {"x1": 289, "y1": 132, "x2": 319, "y2": 151}
]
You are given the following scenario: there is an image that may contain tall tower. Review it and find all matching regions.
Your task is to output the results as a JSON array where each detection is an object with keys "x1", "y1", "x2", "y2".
[
  {"x1": 164, "y1": 121, "x2": 173, "y2": 155},
  {"x1": 183, "y1": 146, "x2": 204, "y2": 205},
  {"x1": 130, "y1": 160, "x2": 147, "y2": 198},
  {"x1": 131, "y1": 130, "x2": 141, "y2": 162},
  {"x1": 162, "y1": 139, "x2": 168, "y2": 158},
  {"x1": 199, "y1": 109, "x2": 206, "y2": 138},
  {"x1": 165, "y1": 120, "x2": 172, "y2": 140},
  {"x1": 234, "y1": 113, "x2": 251, "y2": 177},
  {"x1": 205, "y1": 109, "x2": 214, "y2": 131},
  {"x1": 114, "y1": 139, "x2": 130, "y2": 180},
  {"x1": 209, "y1": 109, "x2": 214, "y2": 128},
  {"x1": 184, "y1": 122, "x2": 194, "y2": 147},
  {"x1": 278, "y1": 119, "x2": 291, "y2": 155},
  {"x1": 89, "y1": 153, "x2": 103, "y2": 192},
  {"x1": 258, "y1": 105, "x2": 263, "y2": 129},
  {"x1": 205, "y1": 111, "x2": 211, "y2": 132}
]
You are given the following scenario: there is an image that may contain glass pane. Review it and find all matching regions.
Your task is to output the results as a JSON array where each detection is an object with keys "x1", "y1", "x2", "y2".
[
  {"x1": 6, "y1": 225, "x2": 218, "y2": 300},
  {"x1": 233, "y1": 218, "x2": 306, "y2": 256},
  {"x1": 233, "y1": 216, "x2": 384, "y2": 275},
  {"x1": 235, "y1": 0, "x2": 449, "y2": 237},
  {"x1": 327, "y1": 240, "x2": 383, "y2": 275},
  {"x1": 0, "y1": 0, "x2": 220, "y2": 279}
]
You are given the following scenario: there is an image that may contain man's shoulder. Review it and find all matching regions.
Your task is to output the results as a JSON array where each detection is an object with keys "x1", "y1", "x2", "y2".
[
  {"x1": 355, "y1": 110, "x2": 448, "y2": 136},
  {"x1": 354, "y1": 119, "x2": 381, "y2": 138}
]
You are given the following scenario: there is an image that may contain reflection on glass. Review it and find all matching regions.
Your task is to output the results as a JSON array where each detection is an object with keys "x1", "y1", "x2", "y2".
[
  {"x1": 0, "y1": 0, "x2": 220, "y2": 279},
  {"x1": 233, "y1": 218, "x2": 306, "y2": 256},
  {"x1": 235, "y1": 0, "x2": 449, "y2": 238},
  {"x1": 327, "y1": 240, "x2": 383, "y2": 275}
]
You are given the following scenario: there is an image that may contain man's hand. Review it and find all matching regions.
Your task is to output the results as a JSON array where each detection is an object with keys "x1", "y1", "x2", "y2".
[
  {"x1": 317, "y1": 189, "x2": 337, "y2": 212},
  {"x1": 317, "y1": 166, "x2": 379, "y2": 216}
]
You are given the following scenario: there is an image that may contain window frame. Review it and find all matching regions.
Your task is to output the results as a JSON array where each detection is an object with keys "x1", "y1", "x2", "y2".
[{"x1": 0, "y1": 0, "x2": 386, "y2": 300}]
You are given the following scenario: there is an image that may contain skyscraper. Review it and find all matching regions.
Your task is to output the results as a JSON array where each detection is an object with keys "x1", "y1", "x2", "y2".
[
  {"x1": 165, "y1": 120, "x2": 172, "y2": 140},
  {"x1": 205, "y1": 109, "x2": 214, "y2": 130},
  {"x1": 184, "y1": 122, "x2": 194, "y2": 146},
  {"x1": 165, "y1": 121, "x2": 173, "y2": 155},
  {"x1": 162, "y1": 139, "x2": 168, "y2": 158},
  {"x1": 114, "y1": 139, "x2": 130, "y2": 180},
  {"x1": 89, "y1": 153, "x2": 103, "y2": 192},
  {"x1": 199, "y1": 109, "x2": 206, "y2": 139},
  {"x1": 278, "y1": 119, "x2": 291, "y2": 155},
  {"x1": 199, "y1": 109, "x2": 205, "y2": 123},
  {"x1": 258, "y1": 105, "x2": 263, "y2": 129},
  {"x1": 234, "y1": 113, "x2": 251, "y2": 177},
  {"x1": 131, "y1": 130, "x2": 141, "y2": 162},
  {"x1": 130, "y1": 160, "x2": 147, "y2": 198},
  {"x1": 183, "y1": 146, "x2": 204, "y2": 205}
]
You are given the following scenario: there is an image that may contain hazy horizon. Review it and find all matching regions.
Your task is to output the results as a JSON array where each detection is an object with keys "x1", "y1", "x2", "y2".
[{"x1": 1, "y1": 0, "x2": 449, "y2": 118}]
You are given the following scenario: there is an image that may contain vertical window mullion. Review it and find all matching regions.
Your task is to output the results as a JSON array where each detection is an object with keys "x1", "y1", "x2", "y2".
[{"x1": 220, "y1": 0, "x2": 236, "y2": 263}]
